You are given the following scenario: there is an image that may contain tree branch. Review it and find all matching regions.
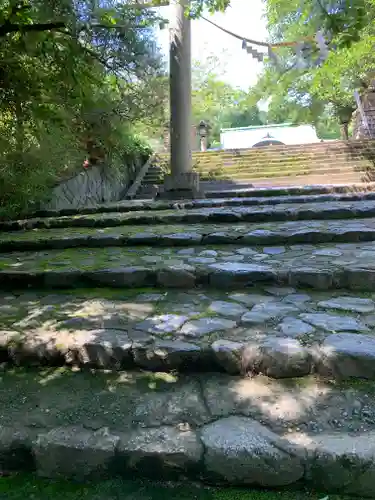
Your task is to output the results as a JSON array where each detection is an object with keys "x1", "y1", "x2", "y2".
[
  {"x1": 0, "y1": 20, "x2": 152, "y2": 38},
  {"x1": 0, "y1": 21, "x2": 66, "y2": 37},
  {"x1": 56, "y1": 28, "x2": 122, "y2": 75}
]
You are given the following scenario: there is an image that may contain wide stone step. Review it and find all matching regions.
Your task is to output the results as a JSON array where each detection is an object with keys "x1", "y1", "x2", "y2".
[
  {"x1": 196, "y1": 153, "x2": 371, "y2": 164},
  {"x1": 3, "y1": 217, "x2": 375, "y2": 252},
  {"x1": 204, "y1": 182, "x2": 375, "y2": 198},
  {"x1": 2, "y1": 366, "x2": 375, "y2": 497},
  {"x1": 202, "y1": 174, "x2": 367, "y2": 189},
  {"x1": 195, "y1": 161, "x2": 367, "y2": 175},
  {"x1": 201, "y1": 173, "x2": 366, "y2": 187},
  {"x1": 5, "y1": 199, "x2": 375, "y2": 231},
  {"x1": 0, "y1": 241, "x2": 375, "y2": 290},
  {"x1": 21, "y1": 183, "x2": 375, "y2": 219},
  {"x1": 142, "y1": 175, "x2": 163, "y2": 182},
  {"x1": 25, "y1": 190, "x2": 375, "y2": 219},
  {"x1": 2, "y1": 287, "x2": 375, "y2": 379}
]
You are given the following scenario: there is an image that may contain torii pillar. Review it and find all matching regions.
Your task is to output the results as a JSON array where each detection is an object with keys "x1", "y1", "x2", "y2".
[{"x1": 161, "y1": 0, "x2": 203, "y2": 199}]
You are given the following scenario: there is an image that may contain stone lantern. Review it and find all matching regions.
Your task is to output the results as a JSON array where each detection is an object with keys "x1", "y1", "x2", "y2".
[{"x1": 198, "y1": 120, "x2": 209, "y2": 152}]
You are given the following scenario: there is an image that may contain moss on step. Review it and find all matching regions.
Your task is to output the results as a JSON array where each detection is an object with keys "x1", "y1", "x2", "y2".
[{"x1": 0, "y1": 474, "x2": 363, "y2": 500}]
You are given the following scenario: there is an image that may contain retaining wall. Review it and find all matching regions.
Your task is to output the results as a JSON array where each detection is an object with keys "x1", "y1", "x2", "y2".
[{"x1": 43, "y1": 160, "x2": 143, "y2": 212}]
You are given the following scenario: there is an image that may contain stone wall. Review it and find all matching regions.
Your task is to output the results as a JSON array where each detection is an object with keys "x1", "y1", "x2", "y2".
[
  {"x1": 43, "y1": 161, "x2": 142, "y2": 212},
  {"x1": 352, "y1": 87, "x2": 375, "y2": 139}
]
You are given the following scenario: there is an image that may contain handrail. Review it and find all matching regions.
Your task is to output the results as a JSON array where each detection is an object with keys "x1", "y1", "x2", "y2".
[{"x1": 124, "y1": 155, "x2": 154, "y2": 200}]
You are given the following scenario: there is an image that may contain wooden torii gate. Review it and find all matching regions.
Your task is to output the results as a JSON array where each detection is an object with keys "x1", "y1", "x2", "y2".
[{"x1": 131, "y1": 0, "x2": 200, "y2": 198}]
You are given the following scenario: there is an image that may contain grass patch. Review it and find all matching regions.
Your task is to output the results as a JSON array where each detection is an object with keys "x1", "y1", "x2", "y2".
[{"x1": 0, "y1": 474, "x2": 363, "y2": 500}]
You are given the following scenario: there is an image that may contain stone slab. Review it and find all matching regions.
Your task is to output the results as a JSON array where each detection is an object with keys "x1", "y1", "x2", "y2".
[
  {"x1": 300, "y1": 313, "x2": 369, "y2": 333},
  {"x1": 318, "y1": 296, "x2": 375, "y2": 313},
  {"x1": 201, "y1": 416, "x2": 304, "y2": 486},
  {"x1": 241, "y1": 336, "x2": 312, "y2": 379},
  {"x1": 117, "y1": 426, "x2": 203, "y2": 476},
  {"x1": 316, "y1": 333, "x2": 375, "y2": 379},
  {"x1": 288, "y1": 431, "x2": 375, "y2": 495},
  {"x1": 33, "y1": 427, "x2": 119, "y2": 480}
]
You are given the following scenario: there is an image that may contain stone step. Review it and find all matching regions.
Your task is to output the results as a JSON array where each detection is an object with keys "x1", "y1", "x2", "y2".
[
  {"x1": 25, "y1": 184, "x2": 375, "y2": 218},
  {"x1": 134, "y1": 184, "x2": 159, "y2": 200},
  {"x1": 201, "y1": 181, "x2": 375, "y2": 196},
  {"x1": 193, "y1": 141, "x2": 375, "y2": 158},
  {"x1": 2, "y1": 287, "x2": 375, "y2": 379},
  {"x1": 196, "y1": 164, "x2": 371, "y2": 176},
  {"x1": 196, "y1": 171, "x2": 366, "y2": 185},
  {"x1": 30, "y1": 191, "x2": 375, "y2": 219},
  {"x1": 202, "y1": 175, "x2": 367, "y2": 189},
  {"x1": 5, "y1": 199, "x2": 375, "y2": 231},
  {"x1": 0, "y1": 240, "x2": 374, "y2": 291},
  {"x1": 200, "y1": 175, "x2": 366, "y2": 186},
  {"x1": 195, "y1": 159, "x2": 369, "y2": 173},
  {"x1": 142, "y1": 174, "x2": 164, "y2": 182},
  {"x1": 2, "y1": 365, "x2": 375, "y2": 497},
  {"x1": 191, "y1": 140, "x2": 375, "y2": 153},
  {"x1": 195, "y1": 149, "x2": 372, "y2": 159},
  {"x1": 142, "y1": 178, "x2": 163, "y2": 188},
  {"x1": 143, "y1": 171, "x2": 163, "y2": 177},
  {"x1": 146, "y1": 165, "x2": 163, "y2": 172},
  {"x1": 196, "y1": 153, "x2": 371, "y2": 164},
  {"x1": 202, "y1": 177, "x2": 370, "y2": 188},
  {"x1": 3, "y1": 217, "x2": 375, "y2": 252}
]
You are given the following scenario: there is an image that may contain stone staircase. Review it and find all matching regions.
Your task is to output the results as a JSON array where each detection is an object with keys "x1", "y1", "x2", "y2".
[
  {"x1": 133, "y1": 164, "x2": 164, "y2": 199},
  {"x1": 3, "y1": 183, "x2": 375, "y2": 496},
  {"x1": 153, "y1": 140, "x2": 375, "y2": 191}
]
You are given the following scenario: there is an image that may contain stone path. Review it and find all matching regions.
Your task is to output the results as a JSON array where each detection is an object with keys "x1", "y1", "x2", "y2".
[
  {"x1": 3, "y1": 187, "x2": 375, "y2": 495},
  {"x1": 4, "y1": 217, "x2": 375, "y2": 251},
  {"x1": 5, "y1": 199, "x2": 375, "y2": 231},
  {"x1": 2, "y1": 366, "x2": 375, "y2": 496},
  {"x1": 2, "y1": 288, "x2": 375, "y2": 378}
]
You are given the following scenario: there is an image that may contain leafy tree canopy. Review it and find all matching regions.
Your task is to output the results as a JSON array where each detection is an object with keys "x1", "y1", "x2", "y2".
[
  {"x1": 253, "y1": 0, "x2": 375, "y2": 139},
  {"x1": 0, "y1": 0, "x2": 165, "y2": 218},
  {"x1": 190, "y1": 0, "x2": 230, "y2": 16}
]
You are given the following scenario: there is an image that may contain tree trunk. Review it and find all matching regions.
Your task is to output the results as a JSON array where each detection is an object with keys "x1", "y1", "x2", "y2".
[{"x1": 340, "y1": 122, "x2": 349, "y2": 140}]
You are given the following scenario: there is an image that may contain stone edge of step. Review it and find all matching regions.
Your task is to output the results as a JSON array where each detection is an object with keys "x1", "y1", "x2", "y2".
[
  {"x1": 204, "y1": 182, "x2": 375, "y2": 199},
  {"x1": 0, "y1": 265, "x2": 373, "y2": 291},
  {"x1": 24, "y1": 187, "x2": 375, "y2": 219},
  {"x1": 44, "y1": 182, "x2": 375, "y2": 215},
  {"x1": 1, "y1": 329, "x2": 375, "y2": 381},
  {"x1": 4, "y1": 203, "x2": 375, "y2": 232},
  {"x1": 2, "y1": 225, "x2": 375, "y2": 252},
  {"x1": 1, "y1": 416, "x2": 375, "y2": 496}
]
